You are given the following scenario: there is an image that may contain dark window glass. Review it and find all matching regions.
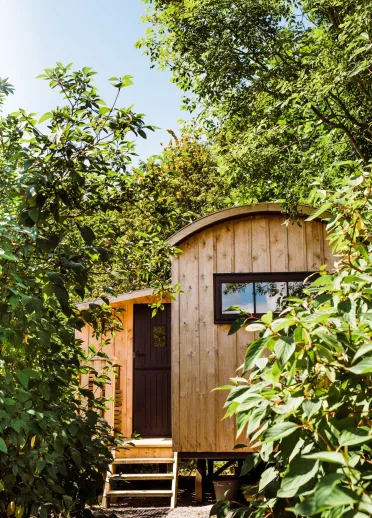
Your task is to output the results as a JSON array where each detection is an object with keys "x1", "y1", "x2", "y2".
[
  {"x1": 214, "y1": 272, "x2": 314, "y2": 324},
  {"x1": 153, "y1": 326, "x2": 166, "y2": 348}
]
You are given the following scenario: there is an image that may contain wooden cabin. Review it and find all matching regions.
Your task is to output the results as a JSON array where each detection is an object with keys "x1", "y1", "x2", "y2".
[{"x1": 77, "y1": 202, "x2": 334, "y2": 507}]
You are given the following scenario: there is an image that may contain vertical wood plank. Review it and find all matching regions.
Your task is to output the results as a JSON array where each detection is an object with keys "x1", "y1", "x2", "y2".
[
  {"x1": 268, "y1": 216, "x2": 288, "y2": 272},
  {"x1": 251, "y1": 217, "x2": 270, "y2": 272},
  {"x1": 112, "y1": 304, "x2": 127, "y2": 436},
  {"x1": 179, "y1": 236, "x2": 199, "y2": 451},
  {"x1": 171, "y1": 255, "x2": 181, "y2": 451},
  {"x1": 125, "y1": 302, "x2": 133, "y2": 437},
  {"x1": 306, "y1": 221, "x2": 323, "y2": 271},
  {"x1": 322, "y1": 224, "x2": 334, "y2": 271},
  {"x1": 287, "y1": 221, "x2": 307, "y2": 271},
  {"x1": 198, "y1": 229, "x2": 217, "y2": 451},
  {"x1": 233, "y1": 219, "x2": 252, "y2": 273},
  {"x1": 215, "y1": 223, "x2": 236, "y2": 452},
  {"x1": 233, "y1": 218, "x2": 253, "y2": 387}
]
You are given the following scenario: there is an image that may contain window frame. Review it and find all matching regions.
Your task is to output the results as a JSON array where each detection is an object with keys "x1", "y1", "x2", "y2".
[{"x1": 213, "y1": 272, "x2": 315, "y2": 324}]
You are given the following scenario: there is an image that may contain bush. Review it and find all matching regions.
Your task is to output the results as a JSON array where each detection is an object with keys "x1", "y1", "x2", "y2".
[{"x1": 212, "y1": 168, "x2": 372, "y2": 517}]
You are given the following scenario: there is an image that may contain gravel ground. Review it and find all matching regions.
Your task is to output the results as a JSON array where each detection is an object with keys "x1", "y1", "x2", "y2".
[
  {"x1": 94, "y1": 504, "x2": 213, "y2": 518},
  {"x1": 92, "y1": 488, "x2": 217, "y2": 518}
]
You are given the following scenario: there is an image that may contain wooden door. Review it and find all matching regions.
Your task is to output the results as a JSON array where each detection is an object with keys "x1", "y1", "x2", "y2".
[{"x1": 133, "y1": 304, "x2": 171, "y2": 437}]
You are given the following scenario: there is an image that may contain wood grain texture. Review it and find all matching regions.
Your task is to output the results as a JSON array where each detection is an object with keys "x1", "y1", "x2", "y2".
[
  {"x1": 178, "y1": 236, "x2": 199, "y2": 451},
  {"x1": 79, "y1": 213, "x2": 334, "y2": 453},
  {"x1": 198, "y1": 229, "x2": 217, "y2": 451},
  {"x1": 171, "y1": 255, "x2": 181, "y2": 451},
  {"x1": 172, "y1": 214, "x2": 335, "y2": 453},
  {"x1": 215, "y1": 223, "x2": 236, "y2": 452},
  {"x1": 77, "y1": 293, "x2": 166, "y2": 440},
  {"x1": 168, "y1": 203, "x2": 325, "y2": 246}
]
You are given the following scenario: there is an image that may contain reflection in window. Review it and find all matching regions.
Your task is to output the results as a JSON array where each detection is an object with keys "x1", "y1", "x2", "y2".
[
  {"x1": 215, "y1": 273, "x2": 314, "y2": 323},
  {"x1": 221, "y1": 280, "x2": 309, "y2": 316},
  {"x1": 222, "y1": 282, "x2": 254, "y2": 314},
  {"x1": 153, "y1": 326, "x2": 166, "y2": 348},
  {"x1": 255, "y1": 282, "x2": 287, "y2": 313},
  {"x1": 288, "y1": 281, "x2": 308, "y2": 298}
]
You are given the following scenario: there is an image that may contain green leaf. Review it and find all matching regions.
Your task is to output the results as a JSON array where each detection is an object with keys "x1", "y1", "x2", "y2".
[
  {"x1": 278, "y1": 458, "x2": 319, "y2": 498},
  {"x1": 54, "y1": 284, "x2": 69, "y2": 308},
  {"x1": 71, "y1": 450, "x2": 81, "y2": 467},
  {"x1": 261, "y1": 311, "x2": 273, "y2": 325},
  {"x1": 28, "y1": 207, "x2": 40, "y2": 223},
  {"x1": 259, "y1": 466, "x2": 278, "y2": 492},
  {"x1": 38, "y1": 112, "x2": 52, "y2": 123},
  {"x1": 245, "y1": 322, "x2": 265, "y2": 332},
  {"x1": 243, "y1": 336, "x2": 271, "y2": 373},
  {"x1": 99, "y1": 107, "x2": 111, "y2": 115},
  {"x1": 79, "y1": 225, "x2": 96, "y2": 246},
  {"x1": 339, "y1": 427, "x2": 372, "y2": 447},
  {"x1": 306, "y1": 202, "x2": 332, "y2": 221},
  {"x1": 240, "y1": 454, "x2": 260, "y2": 476},
  {"x1": 0, "y1": 438, "x2": 8, "y2": 454},
  {"x1": 348, "y1": 358, "x2": 372, "y2": 374},
  {"x1": 263, "y1": 422, "x2": 298, "y2": 442},
  {"x1": 310, "y1": 275, "x2": 333, "y2": 286},
  {"x1": 270, "y1": 317, "x2": 295, "y2": 332},
  {"x1": 274, "y1": 337, "x2": 295, "y2": 365},
  {"x1": 0, "y1": 250, "x2": 18, "y2": 262},
  {"x1": 303, "y1": 451, "x2": 346, "y2": 465},
  {"x1": 119, "y1": 75, "x2": 134, "y2": 88},
  {"x1": 302, "y1": 398, "x2": 322, "y2": 418},
  {"x1": 228, "y1": 317, "x2": 247, "y2": 335},
  {"x1": 352, "y1": 343, "x2": 372, "y2": 363}
]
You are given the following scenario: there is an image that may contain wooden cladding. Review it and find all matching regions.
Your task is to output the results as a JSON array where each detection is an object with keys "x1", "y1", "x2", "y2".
[
  {"x1": 171, "y1": 214, "x2": 334, "y2": 453},
  {"x1": 77, "y1": 292, "x2": 171, "y2": 439}
]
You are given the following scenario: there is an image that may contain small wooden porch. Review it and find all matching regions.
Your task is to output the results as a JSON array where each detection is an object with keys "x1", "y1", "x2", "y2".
[{"x1": 102, "y1": 439, "x2": 179, "y2": 509}]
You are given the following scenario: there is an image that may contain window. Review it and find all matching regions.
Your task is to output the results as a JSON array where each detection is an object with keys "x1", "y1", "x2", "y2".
[
  {"x1": 214, "y1": 272, "x2": 313, "y2": 324},
  {"x1": 153, "y1": 326, "x2": 166, "y2": 348}
]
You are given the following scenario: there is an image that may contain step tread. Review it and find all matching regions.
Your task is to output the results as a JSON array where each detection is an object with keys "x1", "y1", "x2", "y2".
[
  {"x1": 113, "y1": 458, "x2": 175, "y2": 464},
  {"x1": 107, "y1": 490, "x2": 173, "y2": 497},
  {"x1": 110, "y1": 473, "x2": 173, "y2": 480},
  {"x1": 122, "y1": 439, "x2": 172, "y2": 448}
]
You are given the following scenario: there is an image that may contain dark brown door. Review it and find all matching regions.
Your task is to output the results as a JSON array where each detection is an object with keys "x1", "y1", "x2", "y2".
[{"x1": 133, "y1": 304, "x2": 171, "y2": 437}]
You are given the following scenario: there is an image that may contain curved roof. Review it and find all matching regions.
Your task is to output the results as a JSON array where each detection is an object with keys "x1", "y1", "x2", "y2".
[{"x1": 168, "y1": 202, "x2": 317, "y2": 246}]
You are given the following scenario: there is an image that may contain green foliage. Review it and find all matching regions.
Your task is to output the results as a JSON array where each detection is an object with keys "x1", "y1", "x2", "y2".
[
  {"x1": 0, "y1": 64, "x2": 155, "y2": 516},
  {"x1": 139, "y1": 0, "x2": 372, "y2": 210},
  {"x1": 91, "y1": 131, "x2": 231, "y2": 295},
  {"x1": 212, "y1": 169, "x2": 372, "y2": 517}
]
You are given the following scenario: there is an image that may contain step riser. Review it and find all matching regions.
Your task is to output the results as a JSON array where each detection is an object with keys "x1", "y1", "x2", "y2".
[
  {"x1": 115, "y1": 447, "x2": 173, "y2": 459},
  {"x1": 110, "y1": 474, "x2": 173, "y2": 481},
  {"x1": 107, "y1": 490, "x2": 173, "y2": 497},
  {"x1": 113, "y1": 458, "x2": 174, "y2": 464}
]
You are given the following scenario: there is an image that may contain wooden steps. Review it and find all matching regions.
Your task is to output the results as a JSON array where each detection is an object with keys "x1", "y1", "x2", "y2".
[
  {"x1": 110, "y1": 473, "x2": 174, "y2": 480},
  {"x1": 102, "y1": 443, "x2": 179, "y2": 509},
  {"x1": 113, "y1": 457, "x2": 175, "y2": 464},
  {"x1": 106, "y1": 490, "x2": 174, "y2": 497}
]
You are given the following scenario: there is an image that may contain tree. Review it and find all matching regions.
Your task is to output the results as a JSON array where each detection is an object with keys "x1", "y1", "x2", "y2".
[
  {"x1": 138, "y1": 0, "x2": 372, "y2": 210},
  {"x1": 211, "y1": 166, "x2": 372, "y2": 517},
  {"x1": 91, "y1": 131, "x2": 231, "y2": 295},
  {"x1": 0, "y1": 64, "x2": 155, "y2": 517}
]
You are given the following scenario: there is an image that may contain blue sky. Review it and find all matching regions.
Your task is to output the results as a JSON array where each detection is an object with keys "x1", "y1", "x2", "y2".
[{"x1": 0, "y1": 0, "x2": 187, "y2": 162}]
